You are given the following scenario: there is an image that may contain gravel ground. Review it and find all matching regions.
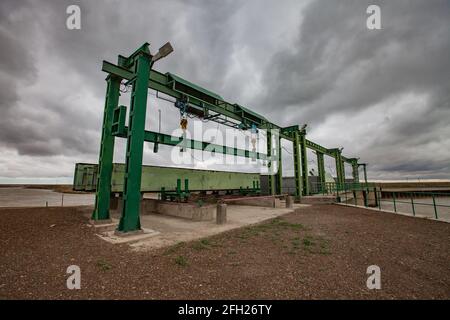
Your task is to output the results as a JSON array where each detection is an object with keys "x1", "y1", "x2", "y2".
[{"x1": 0, "y1": 204, "x2": 449, "y2": 299}]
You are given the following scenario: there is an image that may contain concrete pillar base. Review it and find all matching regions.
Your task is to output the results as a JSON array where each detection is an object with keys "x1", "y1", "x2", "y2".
[
  {"x1": 89, "y1": 218, "x2": 113, "y2": 225},
  {"x1": 216, "y1": 203, "x2": 227, "y2": 225},
  {"x1": 286, "y1": 195, "x2": 293, "y2": 208},
  {"x1": 113, "y1": 229, "x2": 144, "y2": 237}
]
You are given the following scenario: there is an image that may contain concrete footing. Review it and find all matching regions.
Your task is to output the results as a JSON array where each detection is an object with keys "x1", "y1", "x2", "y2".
[
  {"x1": 224, "y1": 196, "x2": 283, "y2": 208},
  {"x1": 285, "y1": 195, "x2": 293, "y2": 208},
  {"x1": 143, "y1": 198, "x2": 215, "y2": 221},
  {"x1": 99, "y1": 228, "x2": 160, "y2": 244},
  {"x1": 216, "y1": 203, "x2": 227, "y2": 224},
  {"x1": 89, "y1": 218, "x2": 112, "y2": 225},
  {"x1": 114, "y1": 229, "x2": 144, "y2": 237},
  {"x1": 300, "y1": 195, "x2": 337, "y2": 205}
]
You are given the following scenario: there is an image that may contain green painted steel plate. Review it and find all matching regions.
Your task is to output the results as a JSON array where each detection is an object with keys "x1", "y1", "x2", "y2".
[{"x1": 74, "y1": 163, "x2": 259, "y2": 192}]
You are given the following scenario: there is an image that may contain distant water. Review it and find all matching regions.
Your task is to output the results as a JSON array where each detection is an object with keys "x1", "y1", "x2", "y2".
[{"x1": 0, "y1": 187, "x2": 94, "y2": 207}]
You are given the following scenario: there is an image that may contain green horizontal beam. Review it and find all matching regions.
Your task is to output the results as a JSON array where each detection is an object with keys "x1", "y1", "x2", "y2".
[
  {"x1": 102, "y1": 60, "x2": 357, "y2": 163},
  {"x1": 103, "y1": 61, "x2": 262, "y2": 126},
  {"x1": 115, "y1": 127, "x2": 268, "y2": 160},
  {"x1": 305, "y1": 139, "x2": 329, "y2": 155}
]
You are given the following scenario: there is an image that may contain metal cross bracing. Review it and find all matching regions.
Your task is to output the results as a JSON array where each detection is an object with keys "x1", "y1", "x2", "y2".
[{"x1": 92, "y1": 43, "x2": 367, "y2": 233}]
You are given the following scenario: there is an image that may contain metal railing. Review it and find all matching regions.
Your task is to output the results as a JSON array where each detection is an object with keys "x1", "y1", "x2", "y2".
[
  {"x1": 309, "y1": 181, "x2": 450, "y2": 222},
  {"x1": 309, "y1": 182, "x2": 375, "y2": 195},
  {"x1": 374, "y1": 190, "x2": 450, "y2": 221}
]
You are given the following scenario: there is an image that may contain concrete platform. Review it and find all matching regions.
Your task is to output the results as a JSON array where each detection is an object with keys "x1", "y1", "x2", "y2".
[
  {"x1": 97, "y1": 227, "x2": 160, "y2": 244},
  {"x1": 142, "y1": 199, "x2": 216, "y2": 221},
  {"x1": 300, "y1": 195, "x2": 337, "y2": 204},
  {"x1": 98, "y1": 203, "x2": 308, "y2": 251}
]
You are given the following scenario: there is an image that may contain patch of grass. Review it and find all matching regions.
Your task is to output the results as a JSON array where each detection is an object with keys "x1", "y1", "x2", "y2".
[
  {"x1": 269, "y1": 217, "x2": 305, "y2": 230},
  {"x1": 292, "y1": 239, "x2": 301, "y2": 249},
  {"x1": 97, "y1": 260, "x2": 112, "y2": 271},
  {"x1": 302, "y1": 235, "x2": 331, "y2": 255},
  {"x1": 237, "y1": 218, "x2": 305, "y2": 241},
  {"x1": 196, "y1": 200, "x2": 204, "y2": 207},
  {"x1": 192, "y1": 238, "x2": 213, "y2": 251},
  {"x1": 164, "y1": 241, "x2": 185, "y2": 255},
  {"x1": 303, "y1": 237, "x2": 314, "y2": 247},
  {"x1": 175, "y1": 255, "x2": 188, "y2": 267}
]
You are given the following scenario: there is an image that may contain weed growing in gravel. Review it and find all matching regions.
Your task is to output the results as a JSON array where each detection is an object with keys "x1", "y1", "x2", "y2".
[
  {"x1": 302, "y1": 235, "x2": 331, "y2": 255},
  {"x1": 303, "y1": 236, "x2": 314, "y2": 247},
  {"x1": 292, "y1": 239, "x2": 301, "y2": 249},
  {"x1": 269, "y1": 217, "x2": 305, "y2": 230},
  {"x1": 164, "y1": 241, "x2": 185, "y2": 255},
  {"x1": 192, "y1": 239, "x2": 210, "y2": 250},
  {"x1": 237, "y1": 218, "x2": 305, "y2": 240},
  {"x1": 97, "y1": 260, "x2": 112, "y2": 271},
  {"x1": 175, "y1": 255, "x2": 188, "y2": 267}
]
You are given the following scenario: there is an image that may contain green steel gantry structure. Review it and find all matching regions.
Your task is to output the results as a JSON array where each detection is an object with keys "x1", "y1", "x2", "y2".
[{"x1": 91, "y1": 42, "x2": 368, "y2": 233}]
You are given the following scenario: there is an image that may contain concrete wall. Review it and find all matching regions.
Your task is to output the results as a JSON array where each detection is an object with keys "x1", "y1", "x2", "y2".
[{"x1": 224, "y1": 196, "x2": 283, "y2": 208}]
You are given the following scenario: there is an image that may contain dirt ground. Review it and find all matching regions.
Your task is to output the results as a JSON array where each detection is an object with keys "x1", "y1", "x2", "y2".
[{"x1": 0, "y1": 204, "x2": 449, "y2": 299}]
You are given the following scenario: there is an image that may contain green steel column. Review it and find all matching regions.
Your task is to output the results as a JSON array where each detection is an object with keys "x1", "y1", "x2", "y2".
[
  {"x1": 352, "y1": 161, "x2": 359, "y2": 183},
  {"x1": 92, "y1": 75, "x2": 121, "y2": 221},
  {"x1": 276, "y1": 135, "x2": 283, "y2": 194},
  {"x1": 293, "y1": 131, "x2": 302, "y2": 200},
  {"x1": 334, "y1": 150, "x2": 345, "y2": 186},
  {"x1": 317, "y1": 152, "x2": 325, "y2": 192},
  {"x1": 117, "y1": 50, "x2": 152, "y2": 233},
  {"x1": 299, "y1": 132, "x2": 309, "y2": 196},
  {"x1": 340, "y1": 158, "x2": 346, "y2": 186},
  {"x1": 266, "y1": 130, "x2": 275, "y2": 195},
  {"x1": 363, "y1": 164, "x2": 368, "y2": 185}
]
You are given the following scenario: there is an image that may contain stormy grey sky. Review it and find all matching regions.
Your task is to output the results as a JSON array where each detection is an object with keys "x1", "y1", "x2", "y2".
[{"x1": 0, "y1": 0, "x2": 449, "y2": 183}]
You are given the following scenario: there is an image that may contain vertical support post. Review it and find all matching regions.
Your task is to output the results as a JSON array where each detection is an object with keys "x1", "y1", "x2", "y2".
[
  {"x1": 293, "y1": 131, "x2": 302, "y2": 200},
  {"x1": 216, "y1": 203, "x2": 227, "y2": 225},
  {"x1": 363, "y1": 164, "x2": 368, "y2": 185},
  {"x1": 92, "y1": 75, "x2": 121, "y2": 221},
  {"x1": 352, "y1": 161, "x2": 359, "y2": 184},
  {"x1": 392, "y1": 192, "x2": 397, "y2": 212},
  {"x1": 285, "y1": 195, "x2": 293, "y2": 208},
  {"x1": 410, "y1": 193, "x2": 415, "y2": 216},
  {"x1": 266, "y1": 130, "x2": 275, "y2": 195},
  {"x1": 378, "y1": 188, "x2": 381, "y2": 210},
  {"x1": 317, "y1": 152, "x2": 325, "y2": 194},
  {"x1": 299, "y1": 131, "x2": 309, "y2": 196},
  {"x1": 432, "y1": 194, "x2": 438, "y2": 219},
  {"x1": 334, "y1": 150, "x2": 345, "y2": 190},
  {"x1": 176, "y1": 178, "x2": 181, "y2": 194},
  {"x1": 117, "y1": 50, "x2": 152, "y2": 233},
  {"x1": 276, "y1": 135, "x2": 283, "y2": 195}
]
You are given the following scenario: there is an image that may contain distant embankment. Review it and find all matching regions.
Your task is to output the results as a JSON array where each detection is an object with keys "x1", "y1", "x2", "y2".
[{"x1": 0, "y1": 184, "x2": 80, "y2": 194}]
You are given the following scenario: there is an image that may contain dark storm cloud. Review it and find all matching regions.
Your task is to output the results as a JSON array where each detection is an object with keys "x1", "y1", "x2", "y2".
[
  {"x1": 0, "y1": 0, "x2": 449, "y2": 179},
  {"x1": 260, "y1": 0, "x2": 450, "y2": 123},
  {"x1": 256, "y1": 0, "x2": 450, "y2": 179}
]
